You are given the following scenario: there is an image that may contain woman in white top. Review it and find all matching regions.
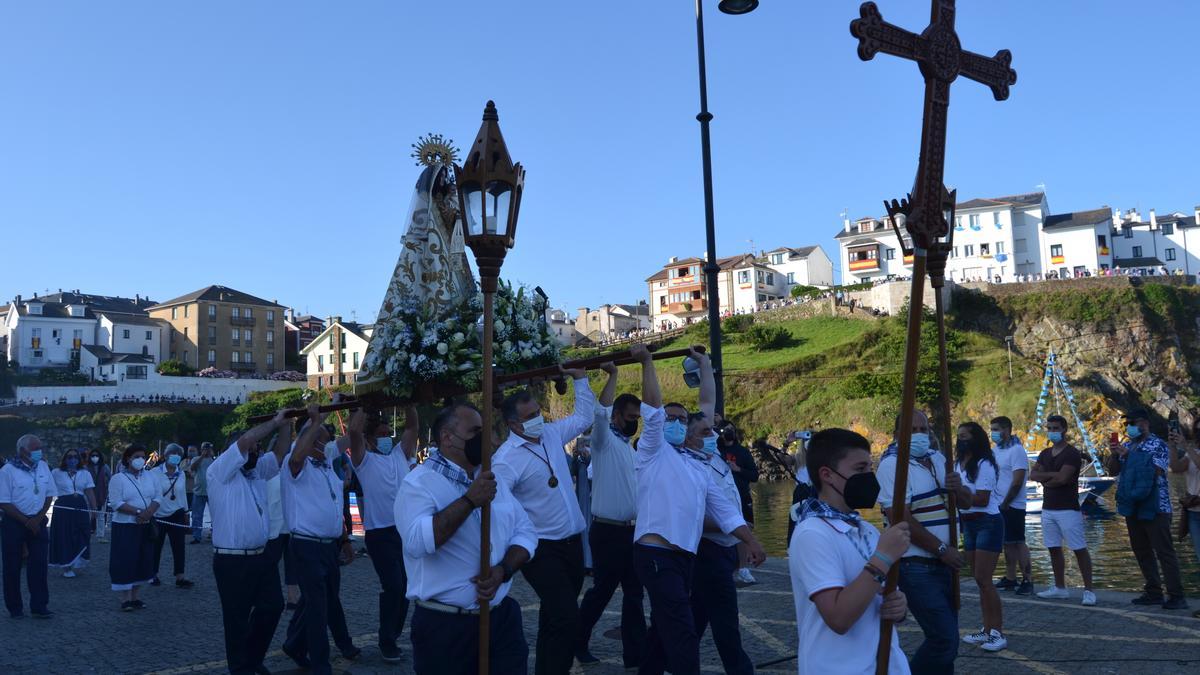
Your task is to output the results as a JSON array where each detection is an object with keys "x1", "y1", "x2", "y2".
[
  {"x1": 107, "y1": 444, "x2": 162, "y2": 611},
  {"x1": 950, "y1": 422, "x2": 1007, "y2": 652},
  {"x1": 49, "y1": 449, "x2": 96, "y2": 577},
  {"x1": 151, "y1": 444, "x2": 194, "y2": 589},
  {"x1": 1168, "y1": 421, "x2": 1200, "y2": 620}
]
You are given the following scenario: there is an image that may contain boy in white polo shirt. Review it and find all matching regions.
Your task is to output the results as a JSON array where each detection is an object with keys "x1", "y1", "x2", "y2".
[{"x1": 789, "y1": 428, "x2": 911, "y2": 674}]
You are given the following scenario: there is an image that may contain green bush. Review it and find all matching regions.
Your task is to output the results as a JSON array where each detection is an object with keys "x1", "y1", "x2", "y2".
[
  {"x1": 222, "y1": 388, "x2": 308, "y2": 436},
  {"x1": 156, "y1": 359, "x2": 195, "y2": 376},
  {"x1": 790, "y1": 285, "x2": 820, "y2": 299},
  {"x1": 722, "y1": 314, "x2": 754, "y2": 333},
  {"x1": 743, "y1": 323, "x2": 792, "y2": 351}
]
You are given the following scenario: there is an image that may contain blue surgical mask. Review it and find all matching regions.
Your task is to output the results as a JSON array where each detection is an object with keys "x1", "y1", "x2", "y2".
[
  {"x1": 131, "y1": 457, "x2": 146, "y2": 471},
  {"x1": 521, "y1": 415, "x2": 546, "y2": 440},
  {"x1": 376, "y1": 437, "x2": 394, "y2": 455},
  {"x1": 909, "y1": 433, "x2": 931, "y2": 458},
  {"x1": 990, "y1": 431, "x2": 1003, "y2": 444},
  {"x1": 66, "y1": 457, "x2": 79, "y2": 469},
  {"x1": 701, "y1": 435, "x2": 719, "y2": 455},
  {"x1": 1126, "y1": 425, "x2": 1142, "y2": 440},
  {"x1": 664, "y1": 420, "x2": 687, "y2": 447},
  {"x1": 29, "y1": 450, "x2": 43, "y2": 463},
  {"x1": 168, "y1": 454, "x2": 182, "y2": 466},
  {"x1": 1047, "y1": 431, "x2": 1064, "y2": 444}
]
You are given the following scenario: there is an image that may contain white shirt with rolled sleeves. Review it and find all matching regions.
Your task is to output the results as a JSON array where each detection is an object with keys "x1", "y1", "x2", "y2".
[
  {"x1": 994, "y1": 438, "x2": 1029, "y2": 510},
  {"x1": 0, "y1": 460, "x2": 56, "y2": 516},
  {"x1": 702, "y1": 454, "x2": 742, "y2": 548},
  {"x1": 351, "y1": 448, "x2": 410, "y2": 531},
  {"x1": 108, "y1": 470, "x2": 160, "y2": 525},
  {"x1": 788, "y1": 516, "x2": 910, "y2": 675},
  {"x1": 633, "y1": 404, "x2": 746, "y2": 554},
  {"x1": 588, "y1": 405, "x2": 637, "y2": 523},
  {"x1": 396, "y1": 459, "x2": 538, "y2": 610},
  {"x1": 281, "y1": 441, "x2": 344, "y2": 540},
  {"x1": 152, "y1": 466, "x2": 189, "y2": 517},
  {"x1": 51, "y1": 468, "x2": 93, "y2": 498},
  {"x1": 493, "y1": 377, "x2": 594, "y2": 540},
  {"x1": 266, "y1": 475, "x2": 286, "y2": 540},
  {"x1": 207, "y1": 443, "x2": 281, "y2": 550}
]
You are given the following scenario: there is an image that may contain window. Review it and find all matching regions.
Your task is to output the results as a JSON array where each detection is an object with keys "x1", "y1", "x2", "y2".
[
  {"x1": 738, "y1": 270, "x2": 750, "y2": 283},
  {"x1": 170, "y1": 351, "x2": 176, "y2": 360},
  {"x1": 993, "y1": 212, "x2": 1003, "y2": 227},
  {"x1": 208, "y1": 305, "x2": 216, "y2": 320},
  {"x1": 766, "y1": 273, "x2": 774, "y2": 285},
  {"x1": 955, "y1": 216, "x2": 962, "y2": 229},
  {"x1": 245, "y1": 308, "x2": 253, "y2": 319},
  {"x1": 182, "y1": 350, "x2": 188, "y2": 363},
  {"x1": 1050, "y1": 244, "x2": 1064, "y2": 258},
  {"x1": 127, "y1": 366, "x2": 148, "y2": 380},
  {"x1": 267, "y1": 310, "x2": 275, "y2": 323},
  {"x1": 123, "y1": 329, "x2": 131, "y2": 339},
  {"x1": 184, "y1": 306, "x2": 189, "y2": 318},
  {"x1": 786, "y1": 272, "x2": 795, "y2": 284},
  {"x1": 756, "y1": 270, "x2": 764, "y2": 283},
  {"x1": 1132, "y1": 245, "x2": 1143, "y2": 257},
  {"x1": 232, "y1": 352, "x2": 240, "y2": 363},
  {"x1": 1162, "y1": 223, "x2": 1175, "y2": 236},
  {"x1": 885, "y1": 248, "x2": 896, "y2": 260},
  {"x1": 267, "y1": 352, "x2": 274, "y2": 367},
  {"x1": 980, "y1": 243, "x2": 991, "y2": 256},
  {"x1": 341, "y1": 352, "x2": 347, "y2": 364},
  {"x1": 183, "y1": 327, "x2": 188, "y2": 338},
  {"x1": 231, "y1": 328, "x2": 239, "y2": 344},
  {"x1": 659, "y1": 296, "x2": 666, "y2": 306},
  {"x1": 317, "y1": 355, "x2": 324, "y2": 370},
  {"x1": 232, "y1": 307, "x2": 240, "y2": 319},
  {"x1": 207, "y1": 350, "x2": 216, "y2": 365},
  {"x1": 208, "y1": 326, "x2": 216, "y2": 344},
  {"x1": 951, "y1": 247, "x2": 958, "y2": 259},
  {"x1": 1014, "y1": 238, "x2": 1028, "y2": 253},
  {"x1": 243, "y1": 329, "x2": 252, "y2": 341},
  {"x1": 969, "y1": 214, "x2": 980, "y2": 228},
  {"x1": 171, "y1": 307, "x2": 178, "y2": 319},
  {"x1": 353, "y1": 352, "x2": 360, "y2": 369},
  {"x1": 145, "y1": 330, "x2": 152, "y2": 340},
  {"x1": 266, "y1": 329, "x2": 274, "y2": 344},
  {"x1": 771, "y1": 253, "x2": 784, "y2": 264},
  {"x1": 52, "y1": 329, "x2": 61, "y2": 339},
  {"x1": 964, "y1": 245, "x2": 976, "y2": 257},
  {"x1": 995, "y1": 242, "x2": 1006, "y2": 254},
  {"x1": 1165, "y1": 248, "x2": 1177, "y2": 261},
  {"x1": 1124, "y1": 227, "x2": 1133, "y2": 239},
  {"x1": 1098, "y1": 234, "x2": 1107, "y2": 247},
  {"x1": 244, "y1": 351, "x2": 252, "y2": 363}
]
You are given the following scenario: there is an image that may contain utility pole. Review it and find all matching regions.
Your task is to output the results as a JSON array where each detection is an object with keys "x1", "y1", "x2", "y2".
[{"x1": 1005, "y1": 336, "x2": 1014, "y2": 379}]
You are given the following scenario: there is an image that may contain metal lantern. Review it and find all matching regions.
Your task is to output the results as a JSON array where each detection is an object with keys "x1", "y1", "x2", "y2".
[
  {"x1": 718, "y1": 0, "x2": 759, "y2": 14},
  {"x1": 457, "y1": 101, "x2": 525, "y2": 291}
]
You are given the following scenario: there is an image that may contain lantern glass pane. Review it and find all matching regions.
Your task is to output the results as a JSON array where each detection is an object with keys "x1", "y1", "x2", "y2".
[
  {"x1": 462, "y1": 185, "x2": 484, "y2": 237},
  {"x1": 486, "y1": 181, "x2": 512, "y2": 236}
]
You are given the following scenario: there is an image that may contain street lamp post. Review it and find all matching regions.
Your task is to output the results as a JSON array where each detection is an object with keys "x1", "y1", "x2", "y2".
[
  {"x1": 693, "y1": 0, "x2": 757, "y2": 414},
  {"x1": 456, "y1": 100, "x2": 525, "y2": 675}
]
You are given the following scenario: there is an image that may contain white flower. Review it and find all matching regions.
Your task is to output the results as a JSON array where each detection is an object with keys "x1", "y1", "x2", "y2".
[
  {"x1": 521, "y1": 348, "x2": 533, "y2": 359},
  {"x1": 494, "y1": 320, "x2": 506, "y2": 333},
  {"x1": 452, "y1": 332, "x2": 465, "y2": 343},
  {"x1": 437, "y1": 342, "x2": 448, "y2": 355}
]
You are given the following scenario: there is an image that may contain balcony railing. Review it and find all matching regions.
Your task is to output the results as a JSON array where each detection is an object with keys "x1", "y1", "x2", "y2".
[
  {"x1": 230, "y1": 316, "x2": 256, "y2": 326},
  {"x1": 244, "y1": 340, "x2": 253, "y2": 348},
  {"x1": 230, "y1": 361, "x2": 256, "y2": 371},
  {"x1": 667, "y1": 299, "x2": 706, "y2": 314}
]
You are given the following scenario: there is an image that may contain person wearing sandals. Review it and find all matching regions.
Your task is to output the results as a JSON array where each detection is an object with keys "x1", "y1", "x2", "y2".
[
  {"x1": 951, "y1": 422, "x2": 1008, "y2": 653},
  {"x1": 107, "y1": 444, "x2": 161, "y2": 611},
  {"x1": 49, "y1": 449, "x2": 96, "y2": 578},
  {"x1": 150, "y1": 444, "x2": 194, "y2": 589}
]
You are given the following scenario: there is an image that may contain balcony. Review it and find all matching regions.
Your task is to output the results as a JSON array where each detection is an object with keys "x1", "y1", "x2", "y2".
[
  {"x1": 848, "y1": 258, "x2": 880, "y2": 272},
  {"x1": 230, "y1": 361, "x2": 256, "y2": 371},
  {"x1": 230, "y1": 316, "x2": 256, "y2": 327},
  {"x1": 244, "y1": 340, "x2": 254, "y2": 348},
  {"x1": 667, "y1": 299, "x2": 706, "y2": 314}
]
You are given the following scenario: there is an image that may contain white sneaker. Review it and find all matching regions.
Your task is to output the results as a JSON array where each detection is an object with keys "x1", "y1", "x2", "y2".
[
  {"x1": 1081, "y1": 590, "x2": 1097, "y2": 606},
  {"x1": 736, "y1": 568, "x2": 756, "y2": 584},
  {"x1": 981, "y1": 629, "x2": 1008, "y2": 652},
  {"x1": 62, "y1": 570, "x2": 76, "y2": 579},
  {"x1": 1037, "y1": 586, "x2": 1070, "y2": 599},
  {"x1": 962, "y1": 628, "x2": 989, "y2": 645}
]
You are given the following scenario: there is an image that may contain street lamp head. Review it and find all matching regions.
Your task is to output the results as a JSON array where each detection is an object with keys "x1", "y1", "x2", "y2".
[
  {"x1": 717, "y1": 0, "x2": 759, "y2": 15},
  {"x1": 457, "y1": 101, "x2": 525, "y2": 258}
]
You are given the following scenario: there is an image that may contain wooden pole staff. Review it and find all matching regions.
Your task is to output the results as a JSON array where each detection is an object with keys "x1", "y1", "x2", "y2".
[
  {"x1": 929, "y1": 245, "x2": 960, "y2": 611},
  {"x1": 477, "y1": 287, "x2": 496, "y2": 674}
]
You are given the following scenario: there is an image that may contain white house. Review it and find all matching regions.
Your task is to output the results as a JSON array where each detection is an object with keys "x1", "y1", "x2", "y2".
[
  {"x1": 760, "y1": 245, "x2": 835, "y2": 288},
  {"x1": 79, "y1": 346, "x2": 156, "y2": 383},
  {"x1": 720, "y1": 255, "x2": 790, "y2": 314},
  {"x1": 574, "y1": 303, "x2": 650, "y2": 342},
  {"x1": 302, "y1": 318, "x2": 374, "y2": 389},
  {"x1": 97, "y1": 313, "x2": 167, "y2": 362},
  {"x1": 546, "y1": 308, "x2": 582, "y2": 346},
  {"x1": 1110, "y1": 207, "x2": 1200, "y2": 275},
  {"x1": 1040, "y1": 207, "x2": 1115, "y2": 278},
  {"x1": 4, "y1": 295, "x2": 96, "y2": 371}
]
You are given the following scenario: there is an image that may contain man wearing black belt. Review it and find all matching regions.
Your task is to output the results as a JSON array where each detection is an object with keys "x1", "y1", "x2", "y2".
[
  {"x1": 207, "y1": 409, "x2": 291, "y2": 675},
  {"x1": 281, "y1": 409, "x2": 361, "y2": 674},
  {"x1": 396, "y1": 402, "x2": 536, "y2": 675},
  {"x1": 493, "y1": 365, "x2": 593, "y2": 675},
  {"x1": 575, "y1": 362, "x2": 646, "y2": 668}
]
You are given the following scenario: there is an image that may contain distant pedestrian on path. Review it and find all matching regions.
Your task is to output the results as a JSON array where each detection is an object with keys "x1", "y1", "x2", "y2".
[
  {"x1": 189, "y1": 442, "x2": 216, "y2": 543},
  {"x1": 1030, "y1": 416, "x2": 1096, "y2": 606},
  {"x1": 0, "y1": 434, "x2": 56, "y2": 619},
  {"x1": 49, "y1": 448, "x2": 95, "y2": 578},
  {"x1": 85, "y1": 448, "x2": 111, "y2": 542}
]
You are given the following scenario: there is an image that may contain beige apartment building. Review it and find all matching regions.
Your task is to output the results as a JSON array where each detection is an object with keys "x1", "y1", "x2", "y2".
[{"x1": 147, "y1": 285, "x2": 286, "y2": 376}]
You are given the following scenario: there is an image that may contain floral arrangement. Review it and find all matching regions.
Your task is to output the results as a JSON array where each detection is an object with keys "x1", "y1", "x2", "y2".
[
  {"x1": 267, "y1": 370, "x2": 307, "y2": 382},
  {"x1": 197, "y1": 367, "x2": 237, "y2": 379},
  {"x1": 362, "y1": 280, "x2": 560, "y2": 401}
]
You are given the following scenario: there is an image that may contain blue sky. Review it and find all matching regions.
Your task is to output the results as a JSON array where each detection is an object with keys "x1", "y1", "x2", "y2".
[{"x1": 2, "y1": 1, "x2": 1198, "y2": 321}]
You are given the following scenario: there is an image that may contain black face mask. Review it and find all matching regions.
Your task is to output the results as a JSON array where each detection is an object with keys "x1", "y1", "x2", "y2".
[
  {"x1": 620, "y1": 419, "x2": 639, "y2": 438},
  {"x1": 833, "y1": 469, "x2": 882, "y2": 510},
  {"x1": 463, "y1": 432, "x2": 484, "y2": 467},
  {"x1": 243, "y1": 451, "x2": 260, "y2": 472}
]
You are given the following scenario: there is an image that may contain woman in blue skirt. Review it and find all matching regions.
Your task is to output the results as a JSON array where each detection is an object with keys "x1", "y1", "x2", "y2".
[
  {"x1": 50, "y1": 448, "x2": 96, "y2": 578},
  {"x1": 107, "y1": 445, "x2": 162, "y2": 611}
]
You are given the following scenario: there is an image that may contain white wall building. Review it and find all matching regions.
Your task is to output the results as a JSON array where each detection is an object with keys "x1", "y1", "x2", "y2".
[
  {"x1": 1040, "y1": 207, "x2": 1114, "y2": 278},
  {"x1": 760, "y1": 245, "x2": 835, "y2": 288},
  {"x1": 721, "y1": 256, "x2": 789, "y2": 314},
  {"x1": 574, "y1": 303, "x2": 650, "y2": 342},
  {"x1": 4, "y1": 297, "x2": 95, "y2": 371},
  {"x1": 302, "y1": 318, "x2": 374, "y2": 389},
  {"x1": 546, "y1": 309, "x2": 582, "y2": 347},
  {"x1": 97, "y1": 313, "x2": 167, "y2": 362}
]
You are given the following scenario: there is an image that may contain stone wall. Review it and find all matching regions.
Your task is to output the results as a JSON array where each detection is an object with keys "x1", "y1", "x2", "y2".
[
  {"x1": 14, "y1": 377, "x2": 299, "y2": 405},
  {"x1": 961, "y1": 274, "x2": 1193, "y2": 300}
]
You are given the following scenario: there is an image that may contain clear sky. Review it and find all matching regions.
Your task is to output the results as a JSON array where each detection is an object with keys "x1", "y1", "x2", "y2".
[{"x1": 2, "y1": 1, "x2": 1198, "y2": 321}]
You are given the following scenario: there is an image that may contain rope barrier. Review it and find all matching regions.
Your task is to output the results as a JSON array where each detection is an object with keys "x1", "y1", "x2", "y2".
[{"x1": 49, "y1": 504, "x2": 209, "y2": 531}]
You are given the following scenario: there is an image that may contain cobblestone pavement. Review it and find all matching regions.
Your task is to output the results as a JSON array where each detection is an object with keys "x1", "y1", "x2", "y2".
[{"x1": 2, "y1": 538, "x2": 1198, "y2": 674}]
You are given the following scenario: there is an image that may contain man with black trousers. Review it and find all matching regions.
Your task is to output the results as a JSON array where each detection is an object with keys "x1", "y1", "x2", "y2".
[
  {"x1": 281, "y1": 409, "x2": 361, "y2": 673},
  {"x1": 493, "y1": 364, "x2": 593, "y2": 675},
  {"x1": 347, "y1": 406, "x2": 419, "y2": 663},
  {"x1": 575, "y1": 362, "x2": 646, "y2": 668},
  {"x1": 207, "y1": 410, "x2": 291, "y2": 675}
]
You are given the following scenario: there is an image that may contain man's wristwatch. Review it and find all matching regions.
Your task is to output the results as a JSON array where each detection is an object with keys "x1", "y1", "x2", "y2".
[
  {"x1": 501, "y1": 562, "x2": 515, "y2": 583},
  {"x1": 936, "y1": 542, "x2": 949, "y2": 557}
]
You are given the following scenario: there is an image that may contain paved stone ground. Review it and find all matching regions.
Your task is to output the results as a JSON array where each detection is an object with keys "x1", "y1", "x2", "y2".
[{"x1": 2, "y1": 537, "x2": 1199, "y2": 674}]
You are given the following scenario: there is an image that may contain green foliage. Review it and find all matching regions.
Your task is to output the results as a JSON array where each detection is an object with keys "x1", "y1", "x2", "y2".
[
  {"x1": 156, "y1": 359, "x2": 195, "y2": 376},
  {"x1": 790, "y1": 285, "x2": 820, "y2": 299},
  {"x1": 684, "y1": 320, "x2": 711, "y2": 342},
  {"x1": 222, "y1": 388, "x2": 307, "y2": 436},
  {"x1": 999, "y1": 287, "x2": 1132, "y2": 324},
  {"x1": 742, "y1": 323, "x2": 792, "y2": 351},
  {"x1": 1138, "y1": 284, "x2": 1186, "y2": 328},
  {"x1": 841, "y1": 312, "x2": 965, "y2": 409},
  {"x1": 12, "y1": 369, "x2": 92, "y2": 387},
  {"x1": 722, "y1": 314, "x2": 754, "y2": 334}
]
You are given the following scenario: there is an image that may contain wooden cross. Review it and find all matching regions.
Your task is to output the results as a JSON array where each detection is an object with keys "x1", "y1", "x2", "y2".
[
  {"x1": 849, "y1": 3, "x2": 1015, "y2": 673},
  {"x1": 851, "y1": 0, "x2": 1016, "y2": 248}
]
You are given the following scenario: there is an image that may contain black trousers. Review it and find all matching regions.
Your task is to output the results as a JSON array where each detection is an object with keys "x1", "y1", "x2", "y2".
[
  {"x1": 634, "y1": 544, "x2": 698, "y2": 675},
  {"x1": 577, "y1": 521, "x2": 645, "y2": 668},
  {"x1": 411, "y1": 596, "x2": 527, "y2": 675},
  {"x1": 364, "y1": 526, "x2": 409, "y2": 649},
  {"x1": 1, "y1": 515, "x2": 49, "y2": 616},
  {"x1": 521, "y1": 534, "x2": 585, "y2": 675},
  {"x1": 213, "y1": 550, "x2": 284, "y2": 675},
  {"x1": 153, "y1": 510, "x2": 188, "y2": 577},
  {"x1": 692, "y1": 539, "x2": 753, "y2": 675},
  {"x1": 284, "y1": 537, "x2": 354, "y2": 675},
  {"x1": 1125, "y1": 514, "x2": 1185, "y2": 598}
]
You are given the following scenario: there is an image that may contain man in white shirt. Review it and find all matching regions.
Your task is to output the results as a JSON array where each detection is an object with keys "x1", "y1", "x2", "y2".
[
  {"x1": 575, "y1": 362, "x2": 646, "y2": 669},
  {"x1": 347, "y1": 406, "x2": 419, "y2": 663},
  {"x1": 0, "y1": 434, "x2": 56, "y2": 619},
  {"x1": 631, "y1": 345, "x2": 766, "y2": 675},
  {"x1": 396, "y1": 402, "x2": 536, "y2": 675},
  {"x1": 990, "y1": 416, "x2": 1033, "y2": 595},
  {"x1": 281, "y1": 408, "x2": 361, "y2": 673},
  {"x1": 789, "y1": 428, "x2": 910, "y2": 674},
  {"x1": 208, "y1": 410, "x2": 291, "y2": 675},
  {"x1": 493, "y1": 366, "x2": 592, "y2": 675}
]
